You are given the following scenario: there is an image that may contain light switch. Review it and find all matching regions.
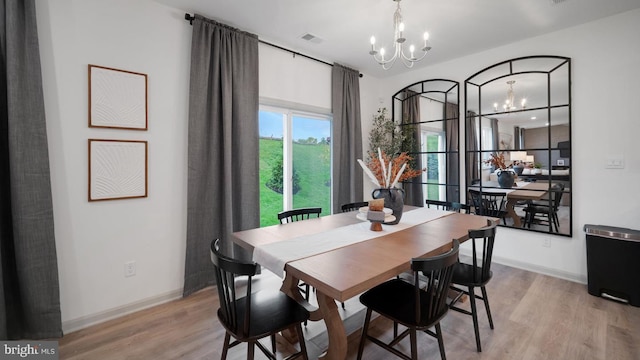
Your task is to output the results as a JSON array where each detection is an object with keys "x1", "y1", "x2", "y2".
[{"x1": 605, "y1": 158, "x2": 624, "y2": 169}]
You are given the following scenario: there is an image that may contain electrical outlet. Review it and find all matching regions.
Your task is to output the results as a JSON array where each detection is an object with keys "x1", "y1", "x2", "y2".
[
  {"x1": 543, "y1": 238, "x2": 551, "y2": 248},
  {"x1": 124, "y1": 261, "x2": 136, "y2": 277}
]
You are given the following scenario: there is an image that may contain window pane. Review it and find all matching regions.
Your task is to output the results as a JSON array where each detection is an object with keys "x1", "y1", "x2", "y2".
[
  {"x1": 291, "y1": 115, "x2": 331, "y2": 216},
  {"x1": 259, "y1": 110, "x2": 284, "y2": 227}
]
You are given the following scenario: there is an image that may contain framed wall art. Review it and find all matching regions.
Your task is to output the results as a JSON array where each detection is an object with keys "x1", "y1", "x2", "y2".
[
  {"x1": 88, "y1": 64, "x2": 148, "y2": 130},
  {"x1": 88, "y1": 139, "x2": 148, "y2": 201}
]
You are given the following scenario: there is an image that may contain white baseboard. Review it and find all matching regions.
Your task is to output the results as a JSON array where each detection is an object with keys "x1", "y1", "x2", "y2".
[
  {"x1": 62, "y1": 288, "x2": 183, "y2": 334},
  {"x1": 458, "y1": 248, "x2": 587, "y2": 284}
]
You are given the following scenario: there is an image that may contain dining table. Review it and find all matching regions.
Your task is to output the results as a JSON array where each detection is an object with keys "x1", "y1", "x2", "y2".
[
  {"x1": 470, "y1": 181, "x2": 553, "y2": 227},
  {"x1": 231, "y1": 206, "x2": 498, "y2": 360}
]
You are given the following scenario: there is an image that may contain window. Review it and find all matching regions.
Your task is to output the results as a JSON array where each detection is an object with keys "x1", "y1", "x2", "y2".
[
  {"x1": 421, "y1": 129, "x2": 446, "y2": 201},
  {"x1": 259, "y1": 105, "x2": 332, "y2": 227}
]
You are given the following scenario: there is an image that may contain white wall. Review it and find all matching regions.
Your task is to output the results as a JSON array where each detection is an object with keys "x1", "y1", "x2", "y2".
[
  {"x1": 370, "y1": 9, "x2": 640, "y2": 282},
  {"x1": 36, "y1": 0, "x2": 192, "y2": 331},
  {"x1": 36, "y1": 0, "x2": 384, "y2": 332},
  {"x1": 38, "y1": 0, "x2": 637, "y2": 333}
]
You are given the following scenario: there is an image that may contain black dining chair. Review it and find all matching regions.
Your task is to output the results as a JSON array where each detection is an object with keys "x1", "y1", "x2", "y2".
[
  {"x1": 523, "y1": 183, "x2": 565, "y2": 232},
  {"x1": 210, "y1": 239, "x2": 310, "y2": 360},
  {"x1": 448, "y1": 220, "x2": 497, "y2": 352},
  {"x1": 425, "y1": 199, "x2": 471, "y2": 213},
  {"x1": 278, "y1": 207, "x2": 322, "y2": 224},
  {"x1": 357, "y1": 240, "x2": 460, "y2": 360},
  {"x1": 468, "y1": 189, "x2": 508, "y2": 225},
  {"x1": 341, "y1": 201, "x2": 369, "y2": 213},
  {"x1": 277, "y1": 207, "x2": 340, "y2": 313}
]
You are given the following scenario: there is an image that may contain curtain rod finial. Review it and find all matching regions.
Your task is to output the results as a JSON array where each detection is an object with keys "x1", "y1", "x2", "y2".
[{"x1": 185, "y1": 13, "x2": 195, "y2": 25}]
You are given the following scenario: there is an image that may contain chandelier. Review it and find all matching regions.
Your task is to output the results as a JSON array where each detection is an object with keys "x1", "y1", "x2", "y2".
[
  {"x1": 494, "y1": 80, "x2": 527, "y2": 112},
  {"x1": 368, "y1": 0, "x2": 431, "y2": 70}
]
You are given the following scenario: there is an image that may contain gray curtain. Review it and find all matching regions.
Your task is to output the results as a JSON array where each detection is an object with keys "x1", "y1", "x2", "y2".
[
  {"x1": 331, "y1": 64, "x2": 362, "y2": 213},
  {"x1": 401, "y1": 90, "x2": 423, "y2": 206},
  {"x1": 514, "y1": 126, "x2": 524, "y2": 149},
  {"x1": 445, "y1": 102, "x2": 459, "y2": 203},
  {"x1": 466, "y1": 111, "x2": 479, "y2": 186},
  {"x1": 0, "y1": 0, "x2": 62, "y2": 339},
  {"x1": 490, "y1": 118, "x2": 499, "y2": 152},
  {"x1": 184, "y1": 15, "x2": 259, "y2": 296}
]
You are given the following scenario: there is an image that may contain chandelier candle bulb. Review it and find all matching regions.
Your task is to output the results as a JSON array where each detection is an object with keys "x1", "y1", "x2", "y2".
[{"x1": 369, "y1": 0, "x2": 432, "y2": 69}]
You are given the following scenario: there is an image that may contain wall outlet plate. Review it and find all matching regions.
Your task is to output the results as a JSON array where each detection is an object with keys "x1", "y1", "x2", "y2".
[{"x1": 124, "y1": 261, "x2": 136, "y2": 277}]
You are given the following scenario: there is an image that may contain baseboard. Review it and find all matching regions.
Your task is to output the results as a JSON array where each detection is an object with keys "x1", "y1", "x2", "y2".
[
  {"x1": 62, "y1": 288, "x2": 183, "y2": 334},
  {"x1": 459, "y1": 248, "x2": 587, "y2": 284}
]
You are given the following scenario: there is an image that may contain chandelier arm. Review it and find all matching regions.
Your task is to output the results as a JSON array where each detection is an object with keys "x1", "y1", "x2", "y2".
[{"x1": 368, "y1": 0, "x2": 432, "y2": 70}]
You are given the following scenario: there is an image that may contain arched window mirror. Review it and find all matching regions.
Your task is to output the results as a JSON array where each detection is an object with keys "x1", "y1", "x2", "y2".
[
  {"x1": 465, "y1": 56, "x2": 572, "y2": 236},
  {"x1": 392, "y1": 79, "x2": 460, "y2": 206}
]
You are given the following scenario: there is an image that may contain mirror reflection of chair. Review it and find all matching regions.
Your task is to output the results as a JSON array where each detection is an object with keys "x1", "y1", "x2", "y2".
[
  {"x1": 468, "y1": 189, "x2": 508, "y2": 225},
  {"x1": 523, "y1": 183, "x2": 565, "y2": 232},
  {"x1": 357, "y1": 240, "x2": 460, "y2": 360},
  {"x1": 210, "y1": 239, "x2": 310, "y2": 360},
  {"x1": 277, "y1": 207, "x2": 322, "y2": 224},
  {"x1": 449, "y1": 220, "x2": 497, "y2": 352},
  {"x1": 425, "y1": 199, "x2": 471, "y2": 213},
  {"x1": 341, "y1": 201, "x2": 369, "y2": 213}
]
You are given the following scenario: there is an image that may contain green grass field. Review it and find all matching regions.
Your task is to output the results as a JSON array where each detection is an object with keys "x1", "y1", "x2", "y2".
[{"x1": 259, "y1": 138, "x2": 331, "y2": 227}]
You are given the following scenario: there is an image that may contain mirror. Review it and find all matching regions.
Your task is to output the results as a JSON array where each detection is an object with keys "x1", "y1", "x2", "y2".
[
  {"x1": 391, "y1": 79, "x2": 460, "y2": 207},
  {"x1": 465, "y1": 56, "x2": 572, "y2": 236}
]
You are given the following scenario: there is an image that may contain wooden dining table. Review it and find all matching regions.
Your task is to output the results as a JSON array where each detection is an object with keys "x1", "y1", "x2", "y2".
[
  {"x1": 470, "y1": 181, "x2": 552, "y2": 227},
  {"x1": 231, "y1": 206, "x2": 498, "y2": 360}
]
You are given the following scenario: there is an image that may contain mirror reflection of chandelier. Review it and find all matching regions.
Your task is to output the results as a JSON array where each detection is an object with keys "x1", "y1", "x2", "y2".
[
  {"x1": 494, "y1": 80, "x2": 527, "y2": 112},
  {"x1": 368, "y1": 0, "x2": 431, "y2": 70}
]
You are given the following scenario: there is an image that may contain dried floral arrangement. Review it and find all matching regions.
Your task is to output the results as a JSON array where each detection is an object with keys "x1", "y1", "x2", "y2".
[
  {"x1": 358, "y1": 148, "x2": 424, "y2": 188},
  {"x1": 484, "y1": 152, "x2": 515, "y2": 173}
]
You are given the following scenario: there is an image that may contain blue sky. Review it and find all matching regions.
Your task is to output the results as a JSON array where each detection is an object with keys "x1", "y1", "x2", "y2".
[{"x1": 259, "y1": 111, "x2": 330, "y2": 141}]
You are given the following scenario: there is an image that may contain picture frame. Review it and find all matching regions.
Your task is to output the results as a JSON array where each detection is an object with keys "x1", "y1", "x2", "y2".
[
  {"x1": 88, "y1": 139, "x2": 148, "y2": 201},
  {"x1": 88, "y1": 64, "x2": 148, "y2": 130},
  {"x1": 557, "y1": 159, "x2": 565, "y2": 166},
  {"x1": 499, "y1": 133, "x2": 513, "y2": 150}
]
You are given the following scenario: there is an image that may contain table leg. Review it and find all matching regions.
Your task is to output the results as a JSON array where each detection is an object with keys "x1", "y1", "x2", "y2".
[
  {"x1": 317, "y1": 292, "x2": 347, "y2": 360},
  {"x1": 506, "y1": 198, "x2": 522, "y2": 227},
  {"x1": 281, "y1": 272, "x2": 322, "y2": 321}
]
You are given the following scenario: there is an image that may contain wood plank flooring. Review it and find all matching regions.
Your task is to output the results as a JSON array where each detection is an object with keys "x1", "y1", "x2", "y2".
[{"x1": 59, "y1": 262, "x2": 640, "y2": 359}]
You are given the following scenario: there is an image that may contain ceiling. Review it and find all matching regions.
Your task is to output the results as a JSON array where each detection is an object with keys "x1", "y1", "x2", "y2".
[{"x1": 154, "y1": 0, "x2": 640, "y2": 78}]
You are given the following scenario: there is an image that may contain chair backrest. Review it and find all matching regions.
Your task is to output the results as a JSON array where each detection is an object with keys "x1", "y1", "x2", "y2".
[
  {"x1": 425, "y1": 199, "x2": 470, "y2": 213},
  {"x1": 278, "y1": 207, "x2": 322, "y2": 224},
  {"x1": 550, "y1": 183, "x2": 565, "y2": 211},
  {"x1": 210, "y1": 239, "x2": 258, "y2": 337},
  {"x1": 410, "y1": 240, "x2": 460, "y2": 324},
  {"x1": 467, "y1": 220, "x2": 497, "y2": 284},
  {"x1": 468, "y1": 189, "x2": 506, "y2": 217},
  {"x1": 425, "y1": 199, "x2": 450, "y2": 210},
  {"x1": 341, "y1": 201, "x2": 369, "y2": 213}
]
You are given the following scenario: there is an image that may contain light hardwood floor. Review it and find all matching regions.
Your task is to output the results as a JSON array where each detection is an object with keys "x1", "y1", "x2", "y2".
[{"x1": 59, "y1": 263, "x2": 640, "y2": 359}]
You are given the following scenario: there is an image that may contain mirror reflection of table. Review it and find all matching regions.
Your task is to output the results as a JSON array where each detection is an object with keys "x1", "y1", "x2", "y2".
[{"x1": 470, "y1": 181, "x2": 552, "y2": 227}]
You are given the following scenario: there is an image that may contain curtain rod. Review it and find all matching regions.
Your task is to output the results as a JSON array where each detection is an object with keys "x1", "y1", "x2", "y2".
[{"x1": 184, "y1": 13, "x2": 362, "y2": 78}]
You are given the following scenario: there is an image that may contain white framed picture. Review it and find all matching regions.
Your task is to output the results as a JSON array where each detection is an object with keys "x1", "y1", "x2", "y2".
[
  {"x1": 557, "y1": 159, "x2": 565, "y2": 166},
  {"x1": 88, "y1": 139, "x2": 148, "y2": 201},
  {"x1": 89, "y1": 65, "x2": 148, "y2": 130}
]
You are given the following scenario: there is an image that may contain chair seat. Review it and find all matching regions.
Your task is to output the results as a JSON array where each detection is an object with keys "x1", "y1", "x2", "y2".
[
  {"x1": 451, "y1": 263, "x2": 493, "y2": 287},
  {"x1": 360, "y1": 278, "x2": 447, "y2": 328},
  {"x1": 218, "y1": 290, "x2": 309, "y2": 340},
  {"x1": 524, "y1": 204, "x2": 552, "y2": 214}
]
